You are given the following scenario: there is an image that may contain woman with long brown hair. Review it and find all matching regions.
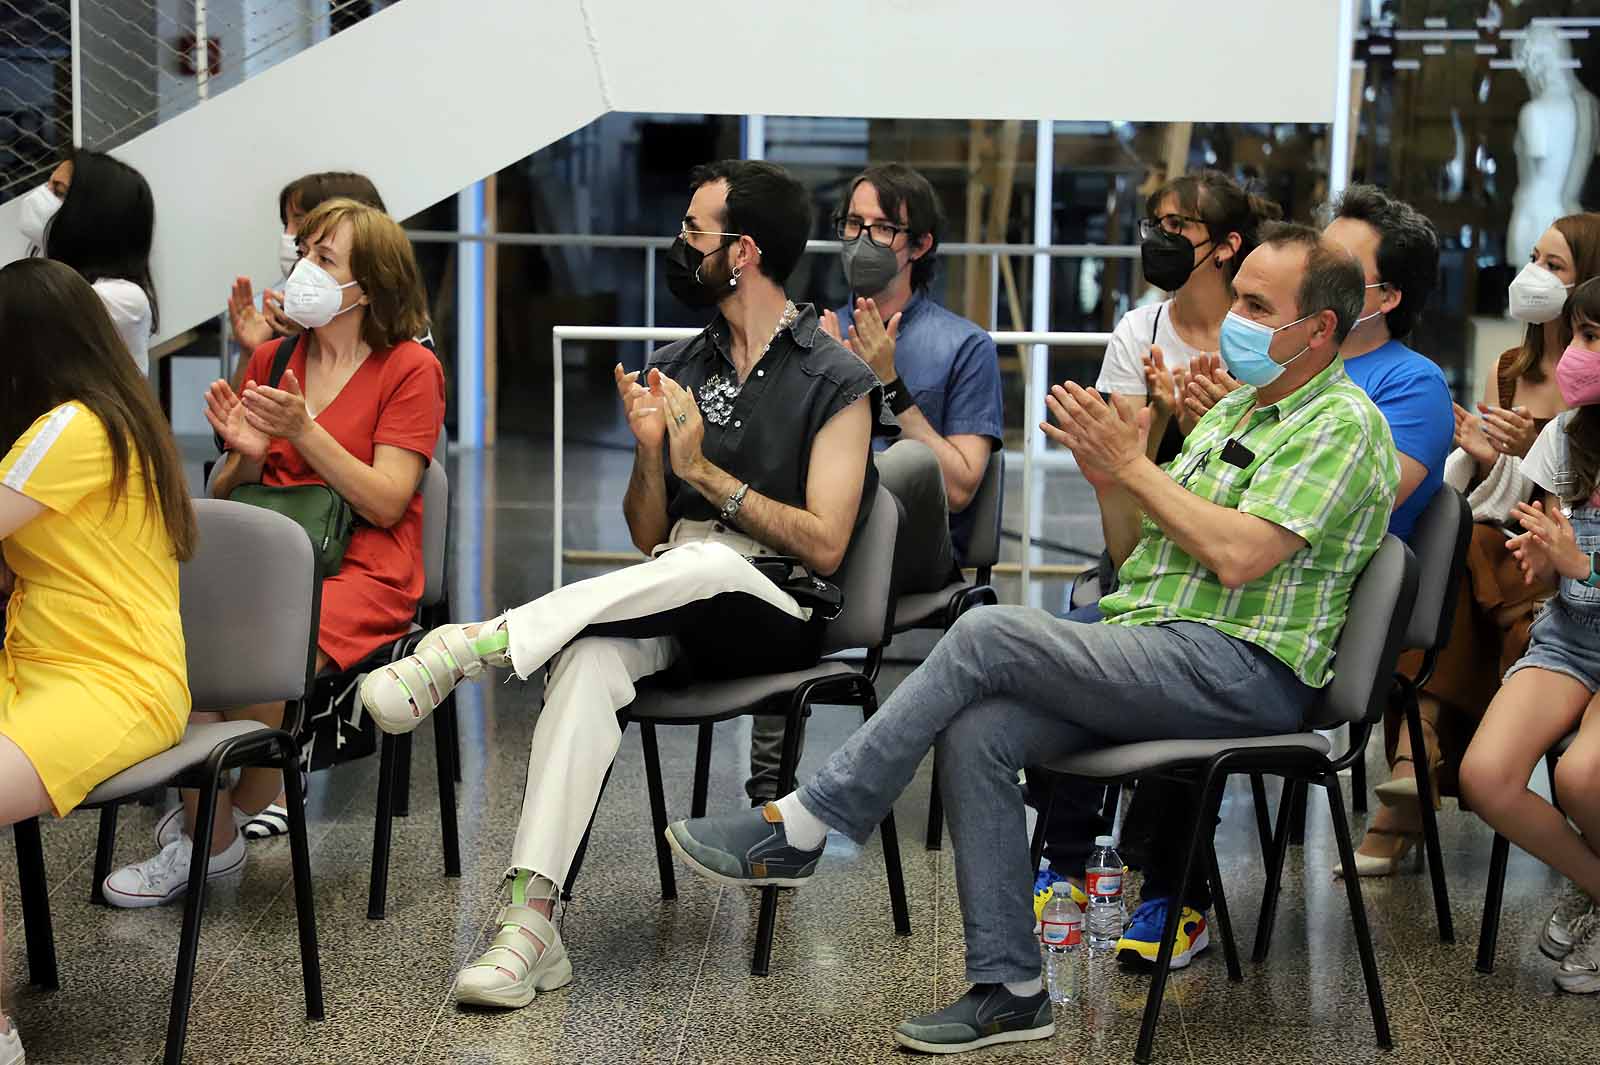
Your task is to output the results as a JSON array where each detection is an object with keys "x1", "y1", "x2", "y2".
[
  {"x1": 0, "y1": 258, "x2": 195, "y2": 1063},
  {"x1": 1355, "y1": 212, "x2": 1600, "y2": 873}
]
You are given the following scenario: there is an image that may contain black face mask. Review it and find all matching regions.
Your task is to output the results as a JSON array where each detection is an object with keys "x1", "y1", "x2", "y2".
[
  {"x1": 665, "y1": 235, "x2": 735, "y2": 309},
  {"x1": 1140, "y1": 229, "x2": 1215, "y2": 292}
]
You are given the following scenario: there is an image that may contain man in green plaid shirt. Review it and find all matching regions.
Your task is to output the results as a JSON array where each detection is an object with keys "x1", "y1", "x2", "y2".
[{"x1": 667, "y1": 223, "x2": 1400, "y2": 1055}]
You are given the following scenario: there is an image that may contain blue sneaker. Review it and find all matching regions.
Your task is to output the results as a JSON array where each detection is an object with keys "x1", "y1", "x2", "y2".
[
  {"x1": 666, "y1": 803, "x2": 824, "y2": 888},
  {"x1": 1116, "y1": 898, "x2": 1210, "y2": 970}
]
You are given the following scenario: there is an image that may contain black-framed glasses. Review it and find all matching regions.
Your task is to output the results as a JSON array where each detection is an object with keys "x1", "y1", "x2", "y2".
[
  {"x1": 1139, "y1": 214, "x2": 1207, "y2": 240},
  {"x1": 835, "y1": 215, "x2": 907, "y2": 248}
]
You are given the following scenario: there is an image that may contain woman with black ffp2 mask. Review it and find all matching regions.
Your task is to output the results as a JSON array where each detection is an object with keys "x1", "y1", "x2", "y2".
[{"x1": 1097, "y1": 171, "x2": 1282, "y2": 463}]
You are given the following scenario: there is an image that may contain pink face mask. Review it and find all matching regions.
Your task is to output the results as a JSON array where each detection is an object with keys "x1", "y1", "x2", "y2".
[{"x1": 1557, "y1": 343, "x2": 1600, "y2": 407}]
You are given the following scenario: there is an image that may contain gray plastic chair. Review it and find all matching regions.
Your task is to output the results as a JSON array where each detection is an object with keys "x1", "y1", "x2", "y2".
[
  {"x1": 1477, "y1": 728, "x2": 1578, "y2": 973},
  {"x1": 367, "y1": 457, "x2": 462, "y2": 918},
  {"x1": 1031, "y1": 535, "x2": 1416, "y2": 1064},
  {"x1": 564, "y1": 484, "x2": 906, "y2": 976},
  {"x1": 1375, "y1": 487, "x2": 1471, "y2": 942},
  {"x1": 885, "y1": 450, "x2": 1003, "y2": 851},
  {"x1": 13, "y1": 500, "x2": 324, "y2": 1065}
]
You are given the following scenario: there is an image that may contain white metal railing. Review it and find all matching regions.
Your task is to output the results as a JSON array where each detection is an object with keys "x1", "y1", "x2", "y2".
[
  {"x1": 410, "y1": 230, "x2": 1139, "y2": 354},
  {"x1": 551, "y1": 325, "x2": 1113, "y2": 601}
]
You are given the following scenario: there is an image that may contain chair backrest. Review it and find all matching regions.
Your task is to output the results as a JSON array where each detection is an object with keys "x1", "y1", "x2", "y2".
[
  {"x1": 182, "y1": 499, "x2": 320, "y2": 710},
  {"x1": 420, "y1": 460, "x2": 449, "y2": 609},
  {"x1": 1307, "y1": 534, "x2": 1418, "y2": 730},
  {"x1": 820, "y1": 483, "x2": 900, "y2": 655},
  {"x1": 434, "y1": 426, "x2": 449, "y2": 464},
  {"x1": 963, "y1": 450, "x2": 1005, "y2": 574},
  {"x1": 1401, "y1": 486, "x2": 1471, "y2": 652}
]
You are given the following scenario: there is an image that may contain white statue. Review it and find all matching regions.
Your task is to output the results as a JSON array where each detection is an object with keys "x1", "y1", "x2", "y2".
[{"x1": 1508, "y1": 24, "x2": 1599, "y2": 263}]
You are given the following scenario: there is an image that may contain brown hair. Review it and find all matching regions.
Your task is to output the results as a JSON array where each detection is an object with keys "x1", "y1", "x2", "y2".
[
  {"x1": 1562, "y1": 278, "x2": 1600, "y2": 506},
  {"x1": 1148, "y1": 169, "x2": 1283, "y2": 281},
  {"x1": 0, "y1": 258, "x2": 195, "y2": 560},
  {"x1": 278, "y1": 171, "x2": 386, "y2": 226},
  {"x1": 297, "y1": 198, "x2": 430, "y2": 351},
  {"x1": 1508, "y1": 212, "x2": 1600, "y2": 383}
]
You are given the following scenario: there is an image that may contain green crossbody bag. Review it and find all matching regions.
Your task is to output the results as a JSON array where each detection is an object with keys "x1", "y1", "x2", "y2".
[{"x1": 226, "y1": 336, "x2": 357, "y2": 575}]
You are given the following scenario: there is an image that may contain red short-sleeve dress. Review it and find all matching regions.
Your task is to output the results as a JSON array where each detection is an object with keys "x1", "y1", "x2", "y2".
[{"x1": 241, "y1": 336, "x2": 446, "y2": 670}]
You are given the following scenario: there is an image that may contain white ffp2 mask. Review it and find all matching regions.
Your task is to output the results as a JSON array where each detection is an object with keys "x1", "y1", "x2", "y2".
[
  {"x1": 1508, "y1": 262, "x2": 1574, "y2": 324},
  {"x1": 282, "y1": 257, "x2": 360, "y2": 329}
]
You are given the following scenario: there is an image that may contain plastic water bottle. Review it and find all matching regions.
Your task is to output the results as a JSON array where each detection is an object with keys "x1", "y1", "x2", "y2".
[
  {"x1": 1085, "y1": 834, "x2": 1125, "y2": 951},
  {"x1": 1038, "y1": 883, "x2": 1082, "y2": 1005}
]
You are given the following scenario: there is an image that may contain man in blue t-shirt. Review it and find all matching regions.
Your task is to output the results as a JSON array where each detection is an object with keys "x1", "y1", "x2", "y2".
[
  {"x1": 746, "y1": 163, "x2": 1005, "y2": 804},
  {"x1": 1322, "y1": 185, "x2": 1453, "y2": 540}
]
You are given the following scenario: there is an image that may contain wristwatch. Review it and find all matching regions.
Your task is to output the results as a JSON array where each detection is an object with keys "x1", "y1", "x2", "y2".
[
  {"x1": 720, "y1": 482, "x2": 750, "y2": 523},
  {"x1": 1583, "y1": 551, "x2": 1600, "y2": 588}
]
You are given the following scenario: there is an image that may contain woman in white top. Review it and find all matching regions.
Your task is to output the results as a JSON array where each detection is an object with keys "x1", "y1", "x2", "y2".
[
  {"x1": 18, "y1": 150, "x2": 158, "y2": 376},
  {"x1": 1096, "y1": 170, "x2": 1283, "y2": 462}
]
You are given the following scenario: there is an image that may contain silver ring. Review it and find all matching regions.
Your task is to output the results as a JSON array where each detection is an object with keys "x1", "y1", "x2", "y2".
[{"x1": 675, "y1": 413, "x2": 688, "y2": 427}]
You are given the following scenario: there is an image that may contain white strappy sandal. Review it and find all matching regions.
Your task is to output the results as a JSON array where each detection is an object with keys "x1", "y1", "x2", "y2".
[
  {"x1": 455, "y1": 902, "x2": 573, "y2": 1009},
  {"x1": 360, "y1": 623, "x2": 507, "y2": 735}
]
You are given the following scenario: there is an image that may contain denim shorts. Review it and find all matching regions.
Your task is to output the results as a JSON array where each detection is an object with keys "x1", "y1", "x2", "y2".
[{"x1": 1505, "y1": 599, "x2": 1600, "y2": 693}]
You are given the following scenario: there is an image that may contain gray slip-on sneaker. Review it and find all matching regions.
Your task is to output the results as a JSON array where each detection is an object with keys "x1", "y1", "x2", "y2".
[
  {"x1": 892, "y1": 983, "x2": 1055, "y2": 1055},
  {"x1": 665, "y1": 803, "x2": 824, "y2": 888}
]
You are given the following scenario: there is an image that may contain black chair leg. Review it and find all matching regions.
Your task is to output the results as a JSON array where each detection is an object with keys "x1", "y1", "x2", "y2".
[
  {"x1": 13, "y1": 818, "x2": 57, "y2": 990},
  {"x1": 563, "y1": 759, "x2": 617, "y2": 902},
  {"x1": 691, "y1": 722, "x2": 712, "y2": 819},
  {"x1": 1206, "y1": 837, "x2": 1242, "y2": 982},
  {"x1": 1250, "y1": 773, "x2": 1273, "y2": 866},
  {"x1": 1252, "y1": 772, "x2": 1298, "y2": 964},
  {"x1": 280, "y1": 738, "x2": 325, "y2": 1020},
  {"x1": 864, "y1": 699, "x2": 911, "y2": 937},
  {"x1": 1476, "y1": 832, "x2": 1511, "y2": 974},
  {"x1": 924, "y1": 748, "x2": 944, "y2": 852},
  {"x1": 448, "y1": 691, "x2": 463, "y2": 784},
  {"x1": 433, "y1": 704, "x2": 461, "y2": 878},
  {"x1": 368, "y1": 733, "x2": 399, "y2": 920},
  {"x1": 1350, "y1": 728, "x2": 1368, "y2": 815},
  {"x1": 1287, "y1": 776, "x2": 1309, "y2": 846},
  {"x1": 1134, "y1": 770, "x2": 1217, "y2": 1065},
  {"x1": 1405, "y1": 692, "x2": 1453, "y2": 943},
  {"x1": 1029, "y1": 778, "x2": 1057, "y2": 872},
  {"x1": 90, "y1": 804, "x2": 119, "y2": 905},
  {"x1": 394, "y1": 733, "x2": 413, "y2": 818},
  {"x1": 1324, "y1": 771, "x2": 1392, "y2": 1050},
  {"x1": 164, "y1": 762, "x2": 224, "y2": 1065},
  {"x1": 753, "y1": 699, "x2": 808, "y2": 977},
  {"x1": 640, "y1": 723, "x2": 676, "y2": 902}
]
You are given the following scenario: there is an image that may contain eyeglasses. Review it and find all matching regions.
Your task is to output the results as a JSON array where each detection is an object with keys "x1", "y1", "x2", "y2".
[
  {"x1": 835, "y1": 215, "x2": 907, "y2": 249},
  {"x1": 1139, "y1": 214, "x2": 1207, "y2": 240},
  {"x1": 680, "y1": 224, "x2": 749, "y2": 248}
]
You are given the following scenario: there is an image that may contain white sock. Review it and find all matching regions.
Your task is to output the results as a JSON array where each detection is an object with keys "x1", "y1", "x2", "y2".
[
  {"x1": 773, "y1": 792, "x2": 829, "y2": 851},
  {"x1": 1004, "y1": 978, "x2": 1043, "y2": 998}
]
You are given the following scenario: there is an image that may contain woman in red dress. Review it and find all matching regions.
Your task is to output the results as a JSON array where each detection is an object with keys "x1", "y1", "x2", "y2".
[{"x1": 103, "y1": 199, "x2": 444, "y2": 908}]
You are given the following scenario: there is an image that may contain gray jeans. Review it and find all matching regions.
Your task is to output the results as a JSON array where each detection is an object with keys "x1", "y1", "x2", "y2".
[
  {"x1": 746, "y1": 440, "x2": 958, "y2": 802},
  {"x1": 799, "y1": 605, "x2": 1313, "y2": 984}
]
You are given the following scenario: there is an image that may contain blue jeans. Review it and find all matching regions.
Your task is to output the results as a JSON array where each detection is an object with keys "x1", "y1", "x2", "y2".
[{"x1": 801, "y1": 606, "x2": 1312, "y2": 983}]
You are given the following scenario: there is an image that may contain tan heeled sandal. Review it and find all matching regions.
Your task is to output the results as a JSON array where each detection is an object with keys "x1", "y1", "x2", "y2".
[{"x1": 1336, "y1": 827, "x2": 1422, "y2": 879}]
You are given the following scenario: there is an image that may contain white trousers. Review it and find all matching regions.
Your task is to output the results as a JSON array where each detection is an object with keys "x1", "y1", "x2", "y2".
[{"x1": 504, "y1": 540, "x2": 806, "y2": 885}]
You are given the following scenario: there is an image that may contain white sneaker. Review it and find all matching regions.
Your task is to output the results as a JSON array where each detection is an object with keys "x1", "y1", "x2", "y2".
[
  {"x1": 455, "y1": 903, "x2": 573, "y2": 1009},
  {"x1": 361, "y1": 622, "x2": 508, "y2": 736},
  {"x1": 1556, "y1": 911, "x2": 1600, "y2": 994},
  {"x1": 154, "y1": 804, "x2": 251, "y2": 849},
  {"x1": 0, "y1": 1018, "x2": 24, "y2": 1065},
  {"x1": 1542, "y1": 880, "x2": 1595, "y2": 960},
  {"x1": 102, "y1": 833, "x2": 246, "y2": 908}
]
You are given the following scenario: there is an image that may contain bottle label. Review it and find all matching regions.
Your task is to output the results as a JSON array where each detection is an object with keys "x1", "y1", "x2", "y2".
[
  {"x1": 1040, "y1": 919, "x2": 1082, "y2": 947},
  {"x1": 1086, "y1": 871, "x2": 1122, "y2": 898}
]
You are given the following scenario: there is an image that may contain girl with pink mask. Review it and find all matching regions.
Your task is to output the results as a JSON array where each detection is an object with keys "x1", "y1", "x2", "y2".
[{"x1": 1460, "y1": 277, "x2": 1600, "y2": 994}]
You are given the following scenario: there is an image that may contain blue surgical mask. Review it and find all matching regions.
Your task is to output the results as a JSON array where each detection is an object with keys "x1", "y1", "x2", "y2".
[{"x1": 1219, "y1": 309, "x2": 1315, "y2": 387}]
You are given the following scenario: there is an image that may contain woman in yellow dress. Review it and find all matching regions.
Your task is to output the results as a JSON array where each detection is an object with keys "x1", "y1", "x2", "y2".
[{"x1": 0, "y1": 258, "x2": 196, "y2": 1065}]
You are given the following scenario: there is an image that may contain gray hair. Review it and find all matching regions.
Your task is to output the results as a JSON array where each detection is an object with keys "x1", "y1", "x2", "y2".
[{"x1": 1257, "y1": 221, "x2": 1366, "y2": 343}]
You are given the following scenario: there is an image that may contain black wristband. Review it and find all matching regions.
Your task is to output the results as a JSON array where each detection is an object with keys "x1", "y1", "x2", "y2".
[{"x1": 883, "y1": 377, "x2": 916, "y2": 416}]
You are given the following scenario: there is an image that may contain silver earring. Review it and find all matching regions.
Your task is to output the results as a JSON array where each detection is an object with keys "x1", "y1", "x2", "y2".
[{"x1": 730, "y1": 265, "x2": 742, "y2": 288}]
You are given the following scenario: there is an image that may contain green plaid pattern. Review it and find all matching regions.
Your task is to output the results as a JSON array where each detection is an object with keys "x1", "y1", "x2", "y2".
[{"x1": 1100, "y1": 359, "x2": 1399, "y2": 687}]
